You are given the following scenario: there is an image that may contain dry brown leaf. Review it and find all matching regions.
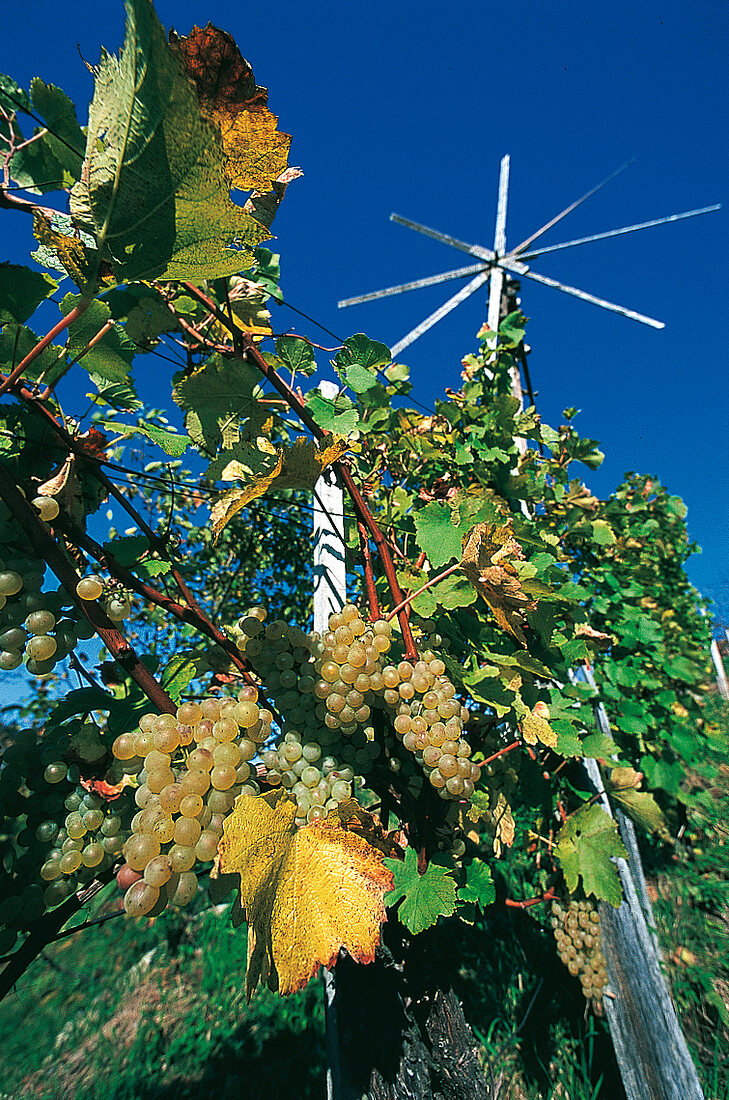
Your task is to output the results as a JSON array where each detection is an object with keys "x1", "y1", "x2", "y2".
[
  {"x1": 460, "y1": 522, "x2": 536, "y2": 645},
  {"x1": 219, "y1": 790, "x2": 393, "y2": 997},
  {"x1": 575, "y1": 623, "x2": 613, "y2": 650},
  {"x1": 492, "y1": 792, "x2": 515, "y2": 857}
]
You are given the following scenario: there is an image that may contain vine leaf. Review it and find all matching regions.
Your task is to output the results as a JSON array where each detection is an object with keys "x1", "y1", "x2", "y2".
[
  {"x1": 218, "y1": 790, "x2": 393, "y2": 997},
  {"x1": 460, "y1": 523, "x2": 537, "y2": 645},
  {"x1": 383, "y1": 847, "x2": 457, "y2": 934},
  {"x1": 9, "y1": 79, "x2": 85, "y2": 193},
  {"x1": 520, "y1": 705, "x2": 558, "y2": 749},
  {"x1": 60, "y1": 293, "x2": 135, "y2": 383},
  {"x1": 0, "y1": 264, "x2": 56, "y2": 328},
  {"x1": 555, "y1": 803, "x2": 627, "y2": 906},
  {"x1": 457, "y1": 860, "x2": 495, "y2": 912},
  {"x1": 210, "y1": 436, "x2": 349, "y2": 538},
  {"x1": 70, "y1": 0, "x2": 283, "y2": 284},
  {"x1": 169, "y1": 23, "x2": 291, "y2": 192},
  {"x1": 173, "y1": 356, "x2": 263, "y2": 452}
]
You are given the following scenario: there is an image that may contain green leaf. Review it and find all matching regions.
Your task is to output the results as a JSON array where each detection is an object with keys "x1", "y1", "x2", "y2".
[
  {"x1": 0, "y1": 323, "x2": 66, "y2": 386},
  {"x1": 305, "y1": 390, "x2": 360, "y2": 435},
  {"x1": 102, "y1": 535, "x2": 150, "y2": 567},
  {"x1": 334, "y1": 334, "x2": 391, "y2": 373},
  {"x1": 553, "y1": 721, "x2": 584, "y2": 758},
  {"x1": 609, "y1": 787, "x2": 668, "y2": 836},
  {"x1": 0, "y1": 73, "x2": 30, "y2": 116},
  {"x1": 345, "y1": 363, "x2": 380, "y2": 394},
  {"x1": 555, "y1": 803, "x2": 627, "y2": 906},
  {"x1": 60, "y1": 294, "x2": 135, "y2": 382},
  {"x1": 69, "y1": 0, "x2": 273, "y2": 283},
  {"x1": 105, "y1": 421, "x2": 190, "y2": 457},
  {"x1": 160, "y1": 654, "x2": 203, "y2": 703},
  {"x1": 136, "y1": 558, "x2": 172, "y2": 579},
  {"x1": 581, "y1": 732, "x2": 620, "y2": 759},
  {"x1": 10, "y1": 79, "x2": 85, "y2": 193},
  {"x1": 591, "y1": 520, "x2": 616, "y2": 546},
  {"x1": 498, "y1": 310, "x2": 526, "y2": 346},
  {"x1": 87, "y1": 374, "x2": 142, "y2": 412},
  {"x1": 414, "y1": 502, "x2": 467, "y2": 568},
  {"x1": 663, "y1": 654, "x2": 700, "y2": 682},
  {"x1": 0, "y1": 264, "x2": 57, "y2": 324},
  {"x1": 457, "y1": 860, "x2": 495, "y2": 911},
  {"x1": 384, "y1": 847, "x2": 457, "y2": 933},
  {"x1": 410, "y1": 572, "x2": 476, "y2": 617},
  {"x1": 275, "y1": 335, "x2": 316, "y2": 377},
  {"x1": 640, "y1": 755, "x2": 684, "y2": 798},
  {"x1": 173, "y1": 356, "x2": 262, "y2": 453},
  {"x1": 45, "y1": 687, "x2": 114, "y2": 732},
  {"x1": 252, "y1": 247, "x2": 283, "y2": 302}
]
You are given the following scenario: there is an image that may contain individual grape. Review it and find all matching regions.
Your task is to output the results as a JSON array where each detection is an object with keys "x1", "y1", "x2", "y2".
[
  {"x1": 0, "y1": 650, "x2": 22, "y2": 671},
  {"x1": 168, "y1": 871, "x2": 198, "y2": 906},
  {"x1": 195, "y1": 830, "x2": 220, "y2": 862},
  {"x1": 123, "y1": 834, "x2": 161, "y2": 872},
  {"x1": 76, "y1": 575, "x2": 104, "y2": 601},
  {"x1": 32, "y1": 495, "x2": 60, "y2": 522},
  {"x1": 43, "y1": 761, "x2": 67, "y2": 784},
  {"x1": 0, "y1": 572, "x2": 23, "y2": 596},
  {"x1": 124, "y1": 881, "x2": 160, "y2": 916}
]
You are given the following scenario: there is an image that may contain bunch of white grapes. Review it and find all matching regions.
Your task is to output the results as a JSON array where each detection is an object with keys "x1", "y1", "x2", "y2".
[
  {"x1": 236, "y1": 603, "x2": 480, "y2": 804},
  {"x1": 38, "y1": 785, "x2": 128, "y2": 905},
  {"x1": 551, "y1": 897, "x2": 609, "y2": 1005},
  {"x1": 0, "y1": 498, "x2": 109, "y2": 677},
  {"x1": 112, "y1": 688, "x2": 271, "y2": 917}
]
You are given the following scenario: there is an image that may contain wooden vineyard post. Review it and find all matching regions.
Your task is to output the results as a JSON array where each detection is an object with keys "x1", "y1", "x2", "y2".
[{"x1": 575, "y1": 667, "x2": 705, "y2": 1100}]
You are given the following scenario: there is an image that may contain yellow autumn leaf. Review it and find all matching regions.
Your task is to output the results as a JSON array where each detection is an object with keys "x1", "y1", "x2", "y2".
[
  {"x1": 520, "y1": 707, "x2": 558, "y2": 749},
  {"x1": 460, "y1": 522, "x2": 536, "y2": 645},
  {"x1": 219, "y1": 790, "x2": 393, "y2": 997}
]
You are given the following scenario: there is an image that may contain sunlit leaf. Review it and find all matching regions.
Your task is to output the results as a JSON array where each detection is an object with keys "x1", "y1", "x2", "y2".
[
  {"x1": 555, "y1": 803, "x2": 627, "y2": 906},
  {"x1": 70, "y1": 0, "x2": 282, "y2": 283},
  {"x1": 219, "y1": 790, "x2": 393, "y2": 997},
  {"x1": 384, "y1": 847, "x2": 457, "y2": 934}
]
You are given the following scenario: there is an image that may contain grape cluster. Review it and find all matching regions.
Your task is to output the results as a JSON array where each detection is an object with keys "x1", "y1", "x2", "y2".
[
  {"x1": 260, "y1": 732, "x2": 360, "y2": 827},
  {"x1": 38, "y1": 785, "x2": 128, "y2": 906},
  {"x1": 0, "y1": 499, "x2": 100, "y2": 678},
  {"x1": 551, "y1": 897, "x2": 608, "y2": 1005},
  {"x1": 76, "y1": 573, "x2": 133, "y2": 622},
  {"x1": 112, "y1": 689, "x2": 271, "y2": 917},
  {"x1": 236, "y1": 604, "x2": 480, "y2": 806},
  {"x1": 0, "y1": 726, "x2": 131, "y2": 956}
]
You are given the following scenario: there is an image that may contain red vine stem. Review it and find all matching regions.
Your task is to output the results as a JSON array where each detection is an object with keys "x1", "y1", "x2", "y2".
[
  {"x1": 0, "y1": 300, "x2": 90, "y2": 396},
  {"x1": 180, "y1": 282, "x2": 418, "y2": 659},
  {"x1": 358, "y1": 520, "x2": 380, "y2": 620},
  {"x1": 385, "y1": 561, "x2": 462, "y2": 621},
  {"x1": 0, "y1": 469, "x2": 176, "y2": 714},
  {"x1": 504, "y1": 887, "x2": 557, "y2": 910},
  {"x1": 481, "y1": 739, "x2": 521, "y2": 768}
]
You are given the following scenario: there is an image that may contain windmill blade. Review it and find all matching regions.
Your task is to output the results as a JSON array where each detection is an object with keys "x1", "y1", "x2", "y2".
[
  {"x1": 390, "y1": 270, "x2": 490, "y2": 357},
  {"x1": 337, "y1": 262, "x2": 487, "y2": 308},
  {"x1": 502, "y1": 262, "x2": 664, "y2": 328},
  {"x1": 516, "y1": 204, "x2": 722, "y2": 260},
  {"x1": 511, "y1": 160, "x2": 635, "y2": 256},
  {"x1": 390, "y1": 214, "x2": 494, "y2": 261}
]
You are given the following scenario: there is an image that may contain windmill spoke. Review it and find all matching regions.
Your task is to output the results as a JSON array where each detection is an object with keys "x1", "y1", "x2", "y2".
[
  {"x1": 503, "y1": 263, "x2": 664, "y2": 328},
  {"x1": 515, "y1": 204, "x2": 722, "y2": 260},
  {"x1": 390, "y1": 270, "x2": 490, "y2": 357},
  {"x1": 337, "y1": 263, "x2": 487, "y2": 308},
  {"x1": 511, "y1": 160, "x2": 635, "y2": 256},
  {"x1": 390, "y1": 214, "x2": 494, "y2": 261}
]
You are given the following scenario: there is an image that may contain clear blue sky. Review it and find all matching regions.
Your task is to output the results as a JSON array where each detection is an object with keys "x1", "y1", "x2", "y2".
[{"x1": 1, "y1": 1, "x2": 727, "y2": 617}]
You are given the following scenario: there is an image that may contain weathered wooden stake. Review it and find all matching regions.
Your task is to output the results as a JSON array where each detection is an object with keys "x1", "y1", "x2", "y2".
[{"x1": 576, "y1": 666, "x2": 705, "y2": 1100}]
